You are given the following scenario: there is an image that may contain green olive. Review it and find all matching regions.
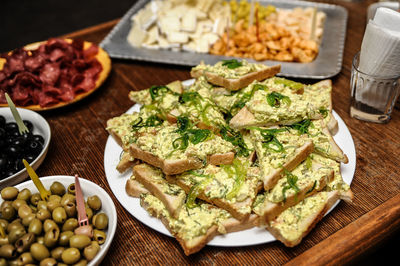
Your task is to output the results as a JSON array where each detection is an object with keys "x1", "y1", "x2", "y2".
[
  {"x1": 22, "y1": 213, "x2": 36, "y2": 227},
  {"x1": 0, "y1": 218, "x2": 9, "y2": 229},
  {"x1": 61, "y1": 247, "x2": 80, "y2": 264},
  {"x1": 62, "y1": 218, "x2": 78, "y2": 232},
  {"x1": 74, "y1": 259, "x2": 88, "y2": 266},
  {"x1": 92, "y1": 213, "x2": 109, "y2": 230},
  {"x1": 43, "y1": 219, "x2": 59, "y2": 233},
  {"x1": 1, "y1": 187, "x2": 19, "y2": 200},
  {"x1": 1, "y1": 200, "x2": 12, "y2": 209},
  {"x1": 1, "y1": 205, "x2": 16, "y2": 221},
  {"x1": 85, "y1": 207, "x2": 93, "y2": 221},
  {"x1": 59, "y1": 231, "x2": 74, "y2": 246},
  {"x1": 47, "y1": 200, "x2": 61, "y2": 213},
  {"x1": 7, "y1": 220, "x2": 23, "y2": 233},
  {"x1": 0, "y1": 258, "x2": 6, "y2": 266},
  {"x1": 36, "y1": 236, "x2": 44, "y2": 245},
  {"x1": 52, "y1": 207, "x2": 67, "y2": 224},
  {"x1": 15, "y1": 232, "x2": 35, "y2": 253},
  {"x1": 11, "y1": 199, "x2": 26, "y2": 211},
  {"x1": 93, "y1": 229, "x2": 106, "y2": 245},
  {"x1": 30, "y1": 243, "x2": 50, "y2": 261},
  {"x1": 17, "y1": 252, "x2": 34, "y2": 265},
  {"x1": 50, "y1": 181, "x2": 66, "y2": 196},
  {"x1": 64, "y1": 202, "x2": 77, "y2": 218},
  {"x1": 67, "y1": 183, "x2": 76, "y2": 195},
  {"x1": 0, "y1": 235, "x2": 8, "y2": 245},
  {"x1": 30, "y1": 193, "x2": 41, "y2": 206},
  {"x1": 40, "y1": 257, "x2": 57, "y2": 266},
  {"x1": 87, "y1": 195, "x2": 102, "y2": 211},
  {"x1": 37, "y1": 200, "x2": 48, "y2": 211},
  {"x1": 28, "y1": 218, "x2": 43, "y2": 235},
  {"x1": 0, "y1": 244, "x2": 17, "y2": 259},
  {"x1": 44, "y1": 227, "x2": 60, "y2": 248},
  {"x1": 8, "y1": 226, "x2": 26, "y2": 244},
  {"x1": 51, "y1": 246, "x2": 65, "y2": 261},
  {"x1": 69, "y1": 234, "x2": 91, "y2": 249},
  {"x1": 17, "y1": 188, "x2": 31, "y2": 201},
  {"x1": 36, "y1": 209, "x2": 51, "y2": 221},
  {"x1": 48, "y1": 195, "x2": 61, "y2": 203},
  {"x1": 61, "y1": 194, "x2": 75, "y2": 206},
  {"x1": 18, "y1": 204, "x2": 33, "y2": 219},
  {"x1": 83, "y1": 241, "x2": 100, "y2": 261}
]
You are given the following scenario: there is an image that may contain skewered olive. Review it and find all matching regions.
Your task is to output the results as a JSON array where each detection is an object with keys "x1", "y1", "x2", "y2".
[
  {"x1": 8, "y1": 226, "x2": 26, "y2": 244},
  {"x1": 44, "y1": 227, "x2": 60, "y2": 248},
  {"x1": 69, "y1": 234, "x2": 91, "y2": 250},
  {"x1": 30, "y1": 193, "x2": 41, "y2": 206},
  {"x1": 17, "y1": 188, "x2": 31, "y2": 201},
  {"x1": 16, "y1": 252, "x2": 34, "y2": 265},
  {"x1": 43, "y1": 219, "x2": 59, "y2": 233},
  {"x1": 17, "y1": 204, "x2": 32, "y2": 219},
  {"x1": 28, "y1": 218, "x2": 42, "y2": 235},
  {"x1": 36, "y1": 209, "x2": 51, "y2": 221},
  {"x1": 40, "y1": 257, "x2": 57, "y2": 266},
  {"x1": 2, "y1": 205, "x2": 16, "y2": 220},
  {"x1": 0, "y1": 244, "x2": 17, "y2": 259},
  {"x1": 30, "y1": 243, "x2": 50, "y2": 261},
  {"x1": 15, "y1": 233, "x2": 35, "y2": 253},
  {"x1": 83, "y1": 241, "x2": 100, "y2": 261},
  {"x1": 1, "y1": 187, "x2": 19, "y2": 200},
  {"x1": 92, "y1": 213, "x2": 108, "y2": 230},
  {"x1": 64, "y1": 202, "x2": 77, "y2": 217},
  {"x1": 62, "y1": 218, "x2": 78, "y2": 232},
  {"x1": 52, "y1": 207, "x2": 67, "y2": 224},
  {"x1": 22, "y1": 213, "x2": 36, "y2": 227},
  {"x1": 51, "y1": 246, "x2": 64, "y2": 261},
  {"x1": 93, "y1": 229, "x2": 106, "y2": 244},
  {"x1": 67, "y1": 184, "x2": 76, "y2": 195},
  {"x1": 50, "y1": 182, "x2": 66, "y2": 196},
  {"x1": 59, "y1": 231, "x2": 74, "y2": 246},
  {"x1": 61, "y1": 247, "x2": 80, "y2": 264},
  {"x1": 87, "y1": 195, "x2": 101, "y2": 211}
]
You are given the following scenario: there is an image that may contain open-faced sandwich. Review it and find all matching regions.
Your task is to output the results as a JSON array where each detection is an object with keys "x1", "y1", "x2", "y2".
[
  {"x1": 0, "y1": 38, "x2": 111, "y2": 110},
  {"x1": 106, "y1": 59, "x2": 353, "y2": 255}
]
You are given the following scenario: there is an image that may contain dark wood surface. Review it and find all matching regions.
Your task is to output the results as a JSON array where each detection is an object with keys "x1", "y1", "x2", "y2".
[{"x1": 18, "y1": 0, "x2": 399, "y2": 265}]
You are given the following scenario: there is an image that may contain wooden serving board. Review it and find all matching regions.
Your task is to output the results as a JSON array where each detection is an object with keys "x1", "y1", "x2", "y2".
[{"x1": 29, "y1": 0, "x2": 400, "y2": 264}]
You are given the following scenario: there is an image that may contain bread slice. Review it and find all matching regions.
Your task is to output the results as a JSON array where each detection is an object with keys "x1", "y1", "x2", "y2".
[
  {"x1": 191, "y1": 61, "x2": 281, "y2": 91},
  {"x1": 249, "y1": 127, "x2": 314, "y2": 190},
  {"x1": 129, "y1": 80, "x2": 183, "y2": 105},
  {"x1": 116, "y1": 152, "x2": 138, "y2": 173},
  {"x1": 125, "y1": 173, "x2": 149, "y2": 198},
  {"x1": 168, "y1": 163, "x2": 261, "y2": 221},
  {"x1": 255, "y1": 160, "x2": 335, "y2": 224},
  {"x1": 0, "y1": 38, "x2": 111, "y2": 111},
  {"x1": 266, "y1": 191, "x2": 340, "y2": 247},
  {"x1": 133, "y1": 163, "x2": 186, "y2": 218},
  {"x1": 140, "y1": 193, "x2": 257, "y2": 255}
]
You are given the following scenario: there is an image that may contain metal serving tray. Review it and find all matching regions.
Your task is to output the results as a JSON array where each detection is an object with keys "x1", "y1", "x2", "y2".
[{"x1": 100, "y1": 0, "x2": 348, "y2": 79}]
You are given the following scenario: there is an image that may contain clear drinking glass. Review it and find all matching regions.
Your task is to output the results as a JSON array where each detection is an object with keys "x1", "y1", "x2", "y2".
[{"x1": 350, "y1": 52, "x2": 400, "y2": 123}]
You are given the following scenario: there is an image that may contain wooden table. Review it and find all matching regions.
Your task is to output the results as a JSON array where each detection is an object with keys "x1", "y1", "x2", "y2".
[{"x1": 31, "y1": 0, "x2": 399, "y2": 264}]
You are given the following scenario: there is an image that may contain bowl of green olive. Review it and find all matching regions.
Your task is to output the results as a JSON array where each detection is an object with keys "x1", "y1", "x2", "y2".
[{"x1": 0, "y1": 175, "x2": 117, "y2": 265}]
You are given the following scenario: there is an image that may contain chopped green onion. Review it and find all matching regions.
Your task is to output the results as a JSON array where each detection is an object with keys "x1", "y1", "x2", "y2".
[
  {"x1": 221, "y1": 59, "x2": 243, "y2": 69},
  {"x1": 274, "y1": 77, "x2": 304, "y2": 91},
  {"x1": 266, "y1": 92, "x2": 291, "y2": 107}
]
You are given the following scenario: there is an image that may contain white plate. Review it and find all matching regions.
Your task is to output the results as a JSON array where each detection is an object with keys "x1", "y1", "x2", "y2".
[
  {"x1": 104, "y1": 92, "x2": 356, "y2": 247},
  {"x1": 0, "y1": 176, "x2": 117, "y2": 265},
  {"x1": 0, "y1": 107, "x2": 51, "y2": 188}
]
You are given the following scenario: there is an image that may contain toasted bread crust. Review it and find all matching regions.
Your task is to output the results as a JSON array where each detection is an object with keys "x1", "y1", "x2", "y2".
[
  {"x1": 263, "y1": 141, "x2": 314, "y2": 190},
  {"x1": 0, "y1": 39, "x2": 111, "y2": 111},
  {"x1": 129, "y1": 144, "x2": 234, "y2": 175},
  {"x1": 267, "y1": 191, "x2": 339, "y2": 247},
  {"x1": 125, "y1": 179, "x2": 148, "y2": 198},
  {"x1": 191, "y1": 65, "x2": 281, "y2": 91}
]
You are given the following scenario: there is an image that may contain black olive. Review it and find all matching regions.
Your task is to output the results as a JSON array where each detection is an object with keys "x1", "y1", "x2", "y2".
[
  {"x1": 0, "y1": 139, "x2": 5, "y2": 149},
  {"x1": 23, "y1": 120, "x2": 33, "y2": 132},
  {"x1": 6, "y1": 145, "x2": 23, "y2": 158},
  {"x1": 0, "y1": 115, "x2": 5, "y2": 128},
  {"x1": 32, "y1": 134, "x2": 45, "y2": 145},
  {"x1": 7, "y1": 130, "x2": 20, "y2": 138},
  {"x1": 19, "y1": 132, "x2": 32, "y2": 142},
  {"x1": 28, "y1": 140, "x2": 42, "y2": 156},
  {"x1": 11, "y1": 137, "x2": 26, "y2": 147},
  {"x1": 4, "y1": 168, "x2": 16, "y2": 177},
  {"x1": 14, "y1": 160, "x2": 24, "y2": 172},
  {"x1": 25, "y1": 154, "x2": 35, "y2": 163},
  {"x1": 0, "y1": 127, "x2": 5, "y2": 137},
  {"x1": 0, "y1": 156, "x2": 6, "y2": 171},
  {"x1": 5, "y1": 122, "x2": 18, "y2": 132}
]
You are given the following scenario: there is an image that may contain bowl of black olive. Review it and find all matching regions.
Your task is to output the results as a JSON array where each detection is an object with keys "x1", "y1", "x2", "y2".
[{"x1": 0, "y1": 107, "x2": 51, "y2": 188}]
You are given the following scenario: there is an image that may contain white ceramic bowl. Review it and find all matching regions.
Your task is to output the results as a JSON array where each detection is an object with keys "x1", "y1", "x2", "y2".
[
  {"x1": 0, "y1": 175, "x2": 117, "y2": 265},
  {"x1": 0, "y1": 107, "x2": 51, "y2": 188}
]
